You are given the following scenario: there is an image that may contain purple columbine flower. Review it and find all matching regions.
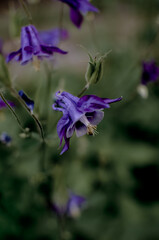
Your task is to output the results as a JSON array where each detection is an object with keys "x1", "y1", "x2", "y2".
[
  {"x1": 0, "y1": 132, "x2": 12, "y2": 145},
  {"x1": 6, "y1": 25, "x2": 68, "y2": 65},
  {"x1": 141, "y1": 61, "x2": 159, "y2": 85},
  {"x1": 53, "y1": 192, "x2": 86, "y2": 218},
  {"x1": 19, "y1": 90, "x2": 34, "y2": 113},
  {"x1": 0, "y1": 98, "x2": 15, "y2": 109},
  {"x1": 53, "y1": 91, "x2": 122, "y2": 155},
  {"x1": 58, "y1": 0, "x2": 99, "y2": 28},
  {"x1": 39, "y1": 28, "x2": 69, "y2": 46}
]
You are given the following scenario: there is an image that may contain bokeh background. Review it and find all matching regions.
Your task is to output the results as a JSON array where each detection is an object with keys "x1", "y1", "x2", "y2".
[{"x1": 0, "y1": 0, "x2": 159, "y2": 239}]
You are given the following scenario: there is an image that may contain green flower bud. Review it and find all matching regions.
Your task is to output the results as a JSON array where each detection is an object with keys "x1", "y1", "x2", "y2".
[{"x1": 85, "y1": 51, "x2": 111, "y2": 85}]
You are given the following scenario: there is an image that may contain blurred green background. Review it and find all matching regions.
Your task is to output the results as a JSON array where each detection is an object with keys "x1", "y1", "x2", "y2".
[{"x1": 0, "y1": 0, "x2": 159, "y2": 239}]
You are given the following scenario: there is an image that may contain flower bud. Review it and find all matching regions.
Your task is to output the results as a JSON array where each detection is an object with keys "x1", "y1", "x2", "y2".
[{"x1": 85, "y1": 52, "x2": 110, "y2": 85}]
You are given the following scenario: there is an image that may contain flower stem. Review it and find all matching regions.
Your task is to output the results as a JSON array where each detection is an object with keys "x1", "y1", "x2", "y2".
[
  {"x1": 77, "y1": 83, "x2": 90, "y2": 97},
  {"x1": 59, "y1": 3, "x2": 64, "y2": 31},
  {"x1": 0, "y1": 91, "x2": 25, "y2": 132},
  {"x1": 9, "y1": 87, "x2": 45, "y2": 142},
  {"x1": 18, "y1": 0, "x2": 33, "y2": 24}
]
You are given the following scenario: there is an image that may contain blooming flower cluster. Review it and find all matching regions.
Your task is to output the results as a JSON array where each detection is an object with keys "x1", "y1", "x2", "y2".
[{"x1": 53, "y1": 91, "x2": 122, "y2": 155}]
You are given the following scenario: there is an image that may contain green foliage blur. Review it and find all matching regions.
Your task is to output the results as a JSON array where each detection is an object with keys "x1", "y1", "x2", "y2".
[{"x1": 0, "y1": 0, "x2": 159, "y2": 239}]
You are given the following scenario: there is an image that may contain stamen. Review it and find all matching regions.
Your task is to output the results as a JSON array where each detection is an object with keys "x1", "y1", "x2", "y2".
[
  {"x1": 87, "y1": 124, "x2": 98, "y2": 136},
  {"x1": 79, "y1": 115, "x2": 98, "y2": 136},
  {"x1": 33, "y1": 57, "x2": 40, "y2": 71}
]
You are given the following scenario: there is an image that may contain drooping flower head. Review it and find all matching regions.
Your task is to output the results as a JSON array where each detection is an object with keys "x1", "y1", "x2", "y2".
[
  {"x1": 18, "y1": 90, "x2": 34, "y2": 113},
  {"x1": 53, "y1": 91, "x2": 122, "y2": 155},
  {"x1": 39, "y1": 28, "x2": 69, "y2": 46},
  {"x1": 58, "y1": 0, "x2": 99, "y2": 28},
  {"x1": 141, "y1": 61, "x2": 159, "y2": 85},
  {"x1": 6, "y1": 25, "x2": 68, "y2": 65},
  {"x1": 53, "y1": 192, "x2": 86, "y2": 218},
  {"x1": 0, "y1": 132, "x2": 12, "y2": 145}
]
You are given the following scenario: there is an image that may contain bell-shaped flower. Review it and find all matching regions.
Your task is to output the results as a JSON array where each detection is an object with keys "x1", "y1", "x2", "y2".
[
  {"x1": 6, "y1": 25, "x2": 68, "y2": 65},
  {"x1": 53, "y1": 91, "x2": 122, "y2": 155},
  {"x1": 58, "y1": 0, "x2": 99, "y2": 28}
]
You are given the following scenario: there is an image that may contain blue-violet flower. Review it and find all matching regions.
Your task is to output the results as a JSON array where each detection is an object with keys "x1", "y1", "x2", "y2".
[
  {"x1": 53, "y1": 91, "x2": 122, "y2": 155},
  {"x1": 58, "y1": 0, "x2": 99, "y2": 28},
  {"x1": 19, "y1": 90, "x2": 34, "y2": 113},
  {"x1": 53, "y1": 192, "x2": 86, "y2": 218},
  {"x1": 0, "y1": 98, "x2": 15, "y2": 109},
  {"x1": 39, "y1": 28, "x2": 68, "y2": 46},
  {"x1": 141, "y1": 61, "x2": 159, "y2": 85},
  {"x1": 6, "y1": 25, "x2": 67, "y2": 65},
  {"x1": 0, "y1": 132, "x2": 12, "y2": 145}
]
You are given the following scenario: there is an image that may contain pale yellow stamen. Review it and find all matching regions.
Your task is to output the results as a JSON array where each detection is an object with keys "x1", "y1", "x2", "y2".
[
  {"x1": 87, "y1": 124, "x2": 98, "y2": 136},
  {"x1": 33, "y1": 57, "x2": 40, "y2": 71}
]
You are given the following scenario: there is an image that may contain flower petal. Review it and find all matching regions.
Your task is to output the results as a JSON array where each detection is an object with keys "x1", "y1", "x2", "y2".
[
  {"x1": 6, "y1": 48, "x2": 22, "y2": 63},
  {"x1": 70, "y1": 8, "x2": 83, "y2": 28},
  {"x1": 79, "y1": 0, "x2": 99, "y2": 14},
  {"x1": 77, "y1": 95, "x2": 122, "y2": 112},
  {"x1": 41, "y1": 45, "x2": 68, "y2": 55},
  {"x1": 86, "y1": 110, "x2": 104, "y2": 125},
  {"x1": 75, "y1": 121, "x2": 87, "y2": 137}
]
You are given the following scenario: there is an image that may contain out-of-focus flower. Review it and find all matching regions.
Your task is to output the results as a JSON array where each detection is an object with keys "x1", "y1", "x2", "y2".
[
  {"x1": 53, "y1": 192, "x2": 86, "y2": 218},
  {"x1": 0, "y1": 132, "x2": 12, "y2": 145},
  {"x1": 58, "y1": 0, "x2": 99, "y2": 28},
  {"x1": 18, "y1": 90, "x2": 34, "y2": 113},
  {"x1": 0, "y1": 98, "x2": 15, "y2": 109},
  {"x1": 53, "y1": 91, "x2": 122, "y2": 155},
  {"x1": 141, "y1": 61, "x2": 159, "y2": 85},
  {"x1": 39, "y1": 28, "x2": 69, "y2": 46},
  {"x1": 6, "y1": 25, "x2": 68, "y2": 65}
]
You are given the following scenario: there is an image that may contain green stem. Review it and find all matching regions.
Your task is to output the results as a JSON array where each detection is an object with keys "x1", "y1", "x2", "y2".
[
  {"x1": 9, "y1": 87, "x2": 45, "y2": 141},
  {"x1": 77, "y1": 83, "x2": 90, "y2": 97},
  {"x1": 59, "y1": 3, "x2": 64, "y2": 31},
  {"x1": 18, "y1": 0, "x2": 33, "y2": 24},
  {"x1": 0, "y1": 91, "x2": 25, "y2": 132}
]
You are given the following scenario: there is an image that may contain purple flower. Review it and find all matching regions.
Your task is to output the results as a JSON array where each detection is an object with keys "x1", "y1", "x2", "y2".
[
  {"x1": 141, "y1": 61, "x2": 159, "y2": 85},
  {"x1": 58, "y1": 0, "x2": 99, "y2": 28},
  {"x1": 0, "y1": 132, "x2": 12, "y2": 145},
  {"x1": 19, "y1": 90, "x2": 34, "y2": 113},
  {"x1": 6, "y1": 25, "x2": 68, "y2": 65},
  {"x1": 0, "y1": 98, "x2": 15, "y2": 109},
  {"x1": 53, "y1": 91, "x2": 122, "y2": 155},
  {"x1": 53, "y1": 192, "x2": 86, "y2": 218},
  {"x1": 39, "y1": 28, "x2": 69, "y2": 46}
]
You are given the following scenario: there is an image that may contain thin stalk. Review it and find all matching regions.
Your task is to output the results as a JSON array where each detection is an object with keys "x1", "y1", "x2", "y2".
[
  {"x1": 77, "y1": 83, "x2": 90, "y2": 97},
  {"x1": 18, "y1": 0, "x2": 33, "y2": 24},
  {"x1": 0, "y1": 91, "x2": 25, "y2": 132},
  {"x1": 9, "y1": 87, "x2": 45, "y2": 141},
  {"x1": 59, "y1": 3, "x2": 64, "y2": 31}
]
